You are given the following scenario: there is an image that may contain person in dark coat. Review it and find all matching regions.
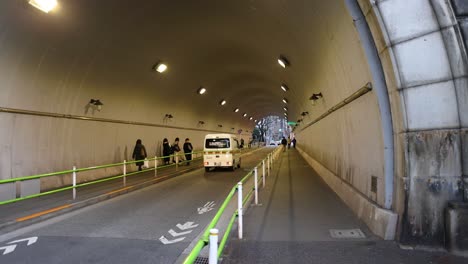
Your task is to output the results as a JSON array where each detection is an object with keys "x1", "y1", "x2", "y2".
[
  {"x1": 183, "y1": 138, "x2": 193, "y2": 166},
  {"x1": 132, "y1": 139, "x2": 147, "y2": 171},
  {"x1": 281, "y1": 137, "x2": 287, "y2": 152},
  {"x1": 292, "y1": 137, "x2": 297, "y2": 148},
  {"x1": 172, "y1": 137, "x2": 181, "y2": 163},
  {"x1": 162, "y1": 138, "x2": 172, "y2": 165}
]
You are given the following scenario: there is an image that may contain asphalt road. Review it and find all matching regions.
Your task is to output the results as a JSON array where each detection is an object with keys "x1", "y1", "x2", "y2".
[{"x1": 0, "y1": 147, "x2": 275, "y2": 264}]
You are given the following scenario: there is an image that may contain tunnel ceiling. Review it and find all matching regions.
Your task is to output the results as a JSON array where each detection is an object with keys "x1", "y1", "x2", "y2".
[{"x1": 0, "y1": 0, "x2": 351, "y2": 129}]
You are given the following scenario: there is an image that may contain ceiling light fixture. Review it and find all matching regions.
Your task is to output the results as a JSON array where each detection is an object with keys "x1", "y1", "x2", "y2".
[
  {"x1": 219, "y1": 99, "x2": 227, "y2": 106},
  {"x1": 254, "y1": 119, "x2": 258, "y2": 123},
  {"x1": 282, "y1": 98, "x2": 288, "y2": 104},
  {"x1": 153, "y1": 62, "x2": 168, "y2": 73},
  {"x1": 249, "y1": 117, "x2": 253, "y2": 120},
  {"x1": 278, "y1": 55, "x2": 290, "y2": 68},
  {"x1": 281, "y1": 84, "x2": 289, "y2": 92},
  {"x1": 243, "y1": 113, "x2": 247, "y2": 117},
  {"x1": 284, "y1": 107, "x2": 288, "y2": 112},
  {"x1": 29, "y1": 0, "x2": 57, "y2": 13},
  {"x1": 234, "y1": 108, "x2": 240, "y2": 113},
  {"x1": 197, "y1": 87, "x2": 207, "y2": 95}
]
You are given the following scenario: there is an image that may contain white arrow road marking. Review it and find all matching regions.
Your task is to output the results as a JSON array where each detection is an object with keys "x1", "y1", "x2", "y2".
[
  {"x1": 197, "y1": 201, "x2": 216, "y2": 215},
  {"x1": 176, "y1": 222, "x2": 199, "y2": 230},
  {"x1": 0, "y1": 237, "x2": 39, "y2": 255},
  {"x1": 159, "y1": 236, "x2": 185, "y2": 245},
  {"x1": 168, "y1": 229, "x2": 193, "y2": 237},
  {"x1": 8, "y1": 237, "x2": 38, "y2": 246},
  {"x1": 0, "y1": 245, "x2": 17, "y2": 255}
]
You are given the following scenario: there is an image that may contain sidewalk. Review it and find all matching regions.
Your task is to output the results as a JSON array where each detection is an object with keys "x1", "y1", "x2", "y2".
[{"x1": 222, "y1": 149, "x2": 467, "y2": 264}]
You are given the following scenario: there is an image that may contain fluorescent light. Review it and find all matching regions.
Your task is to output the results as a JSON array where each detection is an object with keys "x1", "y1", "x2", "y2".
[
  {"x1": 284, "y1": 113, "x2": 287, "y2": 116},
  {"x1": 278, "y1": 56, "x2": 290, "y2": 68},
  {"x1": 278, "y1": 59, "x2": 286, "y2": 68},
  {"x1": 219, "y1": 99, "x2": 226, "y2": 106},
  {"x1": 198, "y1": 87, "x2": 206, "y2": 95},
  {"x1": 249, "y1": 117, "x2": 253, "y2": 120},
  {"x1": 283, "y1": 107, "x2": 288, "y2": 111},
  {"x1": 281, "y1": 84, "x2": 289, "y2": 92},
  {"x1": 153, "y1": 62, "x2": 167, "y2": 73},
  {"x1": 283, "y1": 98, "x2": 288, "y2": 104},
  {"x1": 243, "y1": 113, "x2": 247, "y2": 117},
  {"x1": 29, "y1": 0, "x2": 57, "y2": 13},
  {"x1": 254, "y1": 119, "x2": 257, "y2": 122},
  {"x1": 234, "y1": 108, "x2": 240, "y2": 113}
]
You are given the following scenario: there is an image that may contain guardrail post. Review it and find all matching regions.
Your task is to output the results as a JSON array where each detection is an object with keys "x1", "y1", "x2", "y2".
[
  {"x1": 262, "y1": 160, "x2": 266, "y2": 188},
  {"x1": 254, "y1": 167, "x2": 258, "y2": 205},
  {"x1": 209, "y1": 228, "x2": 219, "y2": 264},
  {"x1": 270, "y1": 153, "x2": 273, "y2": 169},
  {"x1": 123, "y1": 160, "x2": 127, "y2": 186},
  {"x1": 154, "y1": 156, "x2": 157, "y2": 177},
  {"x1": 72, "y1": 166, "x2": 77, "y2": 200},
  {"x1": 267, "y1": 155, "x2": 270, "y2": 176},
  {"x1": 237, "y1": 182, "x2": 243, "y2": 239}
]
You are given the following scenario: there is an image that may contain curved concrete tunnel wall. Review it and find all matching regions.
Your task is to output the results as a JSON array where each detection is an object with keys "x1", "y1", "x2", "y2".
[
  {"x1": 295, "y1": 0, "x2": 468, "y2": 246},
  {"x1": 0, "y1": 0, "x2": 467, "y2": 249}
]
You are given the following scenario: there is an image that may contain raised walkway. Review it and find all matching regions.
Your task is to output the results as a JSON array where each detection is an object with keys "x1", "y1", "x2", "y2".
[{"x1": 222, "y1": 148, "x2": 467, "y2": 264}]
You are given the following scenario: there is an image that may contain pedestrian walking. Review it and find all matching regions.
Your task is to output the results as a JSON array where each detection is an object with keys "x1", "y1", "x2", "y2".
[
  {"x1": 183, "y1": 138, "x2": 193, "y2": 166},
  {"x1": 287, "y1": 136, "x2": 291, "y2": 149},
  {"x1": 132, "y1": 139, "x2": 147, "y2": 171},
  {"x1": 292, "y1": 137, "x2": 297, "y2": 148},
  {"x1": 172, "y1": 137, "x2": 182, "y2": 163},
  {"x1": 162, "y1": 138, "x2": 172, "y2": 165},
  {"x1": 281, "y1": 137, "x2": 287, "y2": 152}
]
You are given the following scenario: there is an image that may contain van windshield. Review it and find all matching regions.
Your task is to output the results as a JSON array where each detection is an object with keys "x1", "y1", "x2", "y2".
[{"x1": 205, "y1": 138, "x2": 230, "y2": 149}]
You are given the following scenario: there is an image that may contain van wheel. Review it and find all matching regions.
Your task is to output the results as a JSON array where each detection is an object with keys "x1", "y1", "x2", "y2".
[{"x1": 205, "y1": 167, "x2": 210, "y2": 172}]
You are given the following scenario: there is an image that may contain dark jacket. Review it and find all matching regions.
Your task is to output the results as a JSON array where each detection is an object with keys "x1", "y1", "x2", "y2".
[
  {"x1": 163, "y1": 141, "x2": 172, "y2": 162},
  {"x1": 163, "y1": 142, "x2": 172, "y2": 157},
  {"x1": 172, "y1": 142, "x2": 181, "y2": 152},
  {"x1": 281, "y1": 138, "x2": 287, "y2": 145},
  {"x1": 132, "y1": 143, "x2": 147, "y2": 165},
  {"x1": 183, "y1": 142, "x2": 193, "y2": 153}
]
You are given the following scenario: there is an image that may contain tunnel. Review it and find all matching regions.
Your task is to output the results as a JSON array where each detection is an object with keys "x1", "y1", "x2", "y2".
[{"x1": 0, "y1": 0, "x2": 467, "y2": 261}]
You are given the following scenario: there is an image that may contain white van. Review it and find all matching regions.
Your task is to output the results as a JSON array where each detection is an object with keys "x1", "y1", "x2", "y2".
[{"x1": 203, "y1": 134, "x2": 242, "y2": 171}]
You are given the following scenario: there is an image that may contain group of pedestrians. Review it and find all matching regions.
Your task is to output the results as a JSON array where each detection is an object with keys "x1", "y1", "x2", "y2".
[
  {"x1": 162, "y1": 137, "x2": 193, "y2": 165},
  {"x1": 131, "y1": 137, "x2": 194, "y2": 171},
  {"x1": 281, "y1": 136, "x2": 296, "y2": 152}
]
